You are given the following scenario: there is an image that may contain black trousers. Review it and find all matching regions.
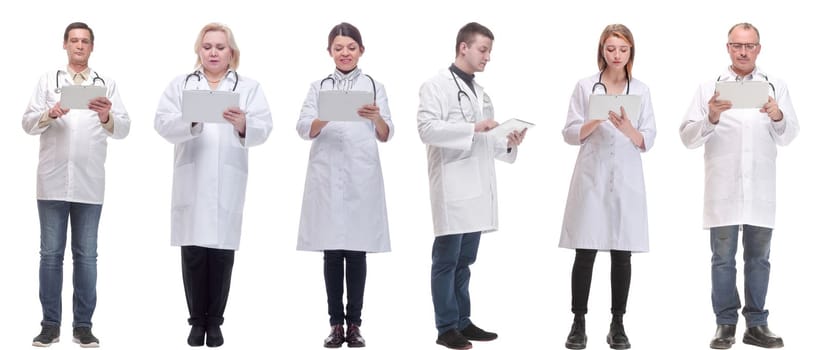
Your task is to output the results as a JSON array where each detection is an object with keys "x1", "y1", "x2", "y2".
[
  {"x1": 571, "y1": 249, "x2": 631, "y2": 315},
  {"x1": 182, "y1": 246, "x2": 235, "y2": 326},
  {"x1": 324, "y1": 250, "x2": 366, "y2": 326}
]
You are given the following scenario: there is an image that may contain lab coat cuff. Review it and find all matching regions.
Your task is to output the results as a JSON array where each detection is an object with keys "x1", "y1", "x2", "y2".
[
  {"x1": 701, "y1": 117, "x2": 717, "y2": 136},
  {"x1": 771, "y1": 115, "x2": 787, "y2": 134},
  {"x1": 101, "y1": 112, "x2": 114, "y2": 133}
]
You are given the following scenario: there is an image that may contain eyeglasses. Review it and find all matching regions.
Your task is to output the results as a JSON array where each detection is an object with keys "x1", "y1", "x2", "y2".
[{"x1": 728, "y1": 42, "x2": 759, "y2": 51}]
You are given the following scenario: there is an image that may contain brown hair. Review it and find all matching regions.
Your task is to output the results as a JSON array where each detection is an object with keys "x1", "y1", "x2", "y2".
[
  {"x1": 597, "y1": 24, "x2": 635, "y2": 79},
  {"x1": 455, "y1": 22, "x2": 494, "y2": 57}
]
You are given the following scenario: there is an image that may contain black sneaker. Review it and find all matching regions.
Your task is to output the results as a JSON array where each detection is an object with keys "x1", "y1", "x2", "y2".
[
  {"x1": 72, "y1": 327, "x2": 99, "y2": 348},
  {"x1": 206, "y1": 325, "x2": 224, "y2": 347},
  {"x1": 32, "y1": 325, "x2": 60, "y2": 347},
  {"x1": 436, "y1": 329, "x2": 472, "y2": 349},
  {"x1": 460, "y1": 323, "x2": 497, "y2": 341}
]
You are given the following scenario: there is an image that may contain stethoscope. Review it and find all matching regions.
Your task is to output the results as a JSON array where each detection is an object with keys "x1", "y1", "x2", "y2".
[
  {"x1": 592, "y1": 69, "x2": 630, "y2": 95},
  {"x1": 320, "y1": 73, "x2": 377, "y2": 104},
  {"x1": 449, "y1": 68, "x2": 474, "y2": 121},
  {"x1": 184, "y1": 70, "x2": 239, "y2": 91},
  {"x1": 54, "y1": 70, "x2": 105, "y2": 93},
  {"x1": 716, "y1": 72, "x2": 776, "y2": 96}
]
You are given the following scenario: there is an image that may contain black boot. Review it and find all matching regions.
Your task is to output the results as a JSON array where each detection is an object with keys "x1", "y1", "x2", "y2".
[
  {"x1": 607, "y1": 315, "x2": 630, "y2": 349},
  {"x1": 565, "y1": 314, "x2": 587, "y2": 349}
]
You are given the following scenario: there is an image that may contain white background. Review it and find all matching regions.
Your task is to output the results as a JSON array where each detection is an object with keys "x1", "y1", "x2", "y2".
[{"x1": 1, "y1": 0, "x2": 818, "y2": 349}]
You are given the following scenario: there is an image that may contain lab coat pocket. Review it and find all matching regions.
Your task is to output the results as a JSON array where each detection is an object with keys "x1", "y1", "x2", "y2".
[
  {"x1": 443, "y1": 156, "x2": 482, "y2": 202},
  {"x1": 219, "y1": 165, "x2": 248, "y2": 213},
  {"x1": 172, "y1": 163, "x2": 196, "y2": 207}
]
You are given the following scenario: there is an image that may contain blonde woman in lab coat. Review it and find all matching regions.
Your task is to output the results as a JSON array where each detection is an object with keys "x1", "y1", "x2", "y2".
[
  {"x1": 296, "y1": 22, "x2": 392, "y2": 348},
  {"x1": 154, "y1": 23, "x2": 273, "y2": 348},
  {"x1": 559, "y1": 24, "x2": 656, "y2": 350}
]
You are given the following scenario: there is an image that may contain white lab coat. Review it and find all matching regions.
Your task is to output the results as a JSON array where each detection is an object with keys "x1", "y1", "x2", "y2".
[
  {"x1": 559, "y1": 74, "x2": 656, "y2": 252},
  {"x1": 22, "y1": 67, "x2": 130, "y2": 204},
  {"x1": 155, "y1": 69, "x2": 273, "y2": 250},
  {"x1": 680, "y1": 67, "x2": 798, "y2": 229},
  {"x1": 417, "y1": 69, "x2": 517, "y2": 237},
  {"x1": 296, "y1": 70, "x2": 393, "y2": 253}
]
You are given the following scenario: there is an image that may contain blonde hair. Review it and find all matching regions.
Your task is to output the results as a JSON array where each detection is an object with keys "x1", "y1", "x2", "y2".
[
  {"x1": 193, "y1": 23, "x2": 240, "y2": 70},
  {"x1": 597, "y1": 24, "x2": 635, "y2": 79}
]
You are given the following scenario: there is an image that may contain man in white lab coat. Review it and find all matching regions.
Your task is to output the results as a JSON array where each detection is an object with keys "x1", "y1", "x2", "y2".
[
  {"x1": 417, "y1": 22, "x2": 526, "y2": 350},
  {"x1": 22, "y1": 22, "x2": 130, "y2": 348},
  {"x1": 680, "y1": 22, "x2": 798, "y2": 350}
]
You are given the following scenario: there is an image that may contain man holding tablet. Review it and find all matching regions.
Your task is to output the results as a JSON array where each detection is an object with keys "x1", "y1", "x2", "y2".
[
  {"x1": 22, "y1": 21, "x2": 130, "y2": 348},
  {"x1": 680, "y1": 22, "x2": 799, "y2": 349}
]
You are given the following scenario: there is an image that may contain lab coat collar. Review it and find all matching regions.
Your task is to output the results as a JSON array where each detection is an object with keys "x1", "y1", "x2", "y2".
[{"x1": 718, "y1": 65, "x2": 767, "y2": 82}]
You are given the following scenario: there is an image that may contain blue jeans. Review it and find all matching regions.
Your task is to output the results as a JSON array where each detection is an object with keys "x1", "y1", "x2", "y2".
[
  {"x1": 710, "y1": 225, "x2": 772, "y2": 328},
  {"x1": 38, "y1": 200, "x2": 102, "y2": 328},
  {"x1": 431, "y1": 232, "x2": 481, "y2": 335}
]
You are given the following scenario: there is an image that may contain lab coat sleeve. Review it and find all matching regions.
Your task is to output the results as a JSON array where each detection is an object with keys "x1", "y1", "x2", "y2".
[
  {"x1": 767, "y1": 81, "x2": 799, "y2": 146},
  {"x1": 239, "y1": 81, "x2": 273, "y2": 148},
  {"x1": 376, "y1": 82, "x2": 394, "y2": 142},
  {"x1": 636, "y1": 88, "x2": 657, "y2": 152},
  {"x1": 679, "y1": 85, "x2": 716, "y2": 149},
  {"x1": 21, "y1": 74, "x2": 51, "y2": 135},
  {"x1": 104, "y1": 79, "x2": 130, "y2": 140},
  {"x1": 154, "y1": 78, "x2": 202, "y2": 144},
  {"x1": 562, "y1": 82, "x2": 586, "y2": 145},
  {"x1": 417, "y1": 80, "x2": 474, "y2": 150},
  {"x1": 296, "y1": 83, "x2": 318, "y2": 140}
]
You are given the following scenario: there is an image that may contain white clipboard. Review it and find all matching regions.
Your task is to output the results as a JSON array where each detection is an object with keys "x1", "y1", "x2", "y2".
[
  {"x1": 182, "y1": 90, "x2": 240, "y2": 123},
  {"x1": 715, "y1": 81, "x2": 769, "y2": 109},
  {"x1": 59, "y1": 85, "x2": 106, "y2": 110},
  {"x1": 588, "y1": 94, "x2": 641, "y2": 124},
  {"x1": 318, "y1": 90, "x2": 374, "y2": 121},
  {"x1": 487, "y1": 118, "x2": 535, "y2": 139}
]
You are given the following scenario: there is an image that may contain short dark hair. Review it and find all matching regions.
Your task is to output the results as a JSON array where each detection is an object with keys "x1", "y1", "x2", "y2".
[
  {"x1": 327, "y1": 22, "x2": 363, "y2": 52},
  {"x1": 64, "y1": 22, "x2": 94, "y2": 44},
  {"x1": 455, "y1": 22, "x2": 494, "y2": 57}
]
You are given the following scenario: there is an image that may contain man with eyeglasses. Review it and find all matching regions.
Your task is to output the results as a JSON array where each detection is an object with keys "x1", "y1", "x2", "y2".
[{"x1": 680, "y1": 22, "x2": 798, "y2": 349}]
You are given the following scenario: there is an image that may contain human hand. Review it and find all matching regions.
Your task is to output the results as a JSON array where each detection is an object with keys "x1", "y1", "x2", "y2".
[
  {"x1": 708, "y1": 91, "x2": 732, "y2": 124},
  {"x1": 507, "y1": 128, "x2": 527, "y2": 148},
  {"x1": 474, "y1": 119, "x2": 499, "y2": 132},
  {"x1": 760, "y1": 96, "x2": 783, "y2": 121},
  {"x1": 88, "y1": 97, "x2": 112, "y2": 123},
  {"x1": 357, "y1": 104, "x2": 381, "y2": 122},
  {"x1": 223, "y1": 107, "x2": 247, "y2": 135},
  {"x1": 48, "y1": 102, "x2": 70, "y2": 119}
]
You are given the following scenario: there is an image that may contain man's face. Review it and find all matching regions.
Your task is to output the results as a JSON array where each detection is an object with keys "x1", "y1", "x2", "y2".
[
  {"x1": 63, "y1": 29, "x2": 94, "y2": 66},
  {"x1": 460, "y1": 34, "x2": 493, "y2": 74},
  {"x1": 726, "y1": 28, "x2": 760, "y2": 75}
]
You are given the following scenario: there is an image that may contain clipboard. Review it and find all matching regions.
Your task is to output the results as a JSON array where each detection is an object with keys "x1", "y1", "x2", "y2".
[
  {"x1": 59, "y1": 85, "x2": 106, "y2": 109},
  {"x1": 182, "y1": 90, "x2": 240, "y2": 123},
  {"x1": 588, "y1": 94, "x2": 641, "y2": 124},
  {"x1": 318, "y1": 90, "x2": 374, "y2": 121},
  {"x1": 487, "y1": 118, "x2": 535, "y2": 139},
  {"x1": 715, "y1": 81, "x2": 769, "y2": 109}
]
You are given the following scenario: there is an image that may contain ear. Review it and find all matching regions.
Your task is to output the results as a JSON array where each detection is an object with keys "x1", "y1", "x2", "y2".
[{"x1": 458, "y1": 42, "x2": 468, "y2": 55}]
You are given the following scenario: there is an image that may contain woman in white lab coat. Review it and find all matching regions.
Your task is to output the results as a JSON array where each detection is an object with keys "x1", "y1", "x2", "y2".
[
  {"x1": 154, "y1": 22, "x2": 273, "y2": 348},
  {"x1": 296, "y1": 22, "x2": 392, "y2": 348},
  {"x1": 559, "y1": 24, "x2": 656, "y2": 350}
]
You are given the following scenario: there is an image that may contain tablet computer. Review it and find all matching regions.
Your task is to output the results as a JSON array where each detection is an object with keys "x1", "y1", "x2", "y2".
[
  {"x1": 318, "y1": 90, "x2": 374, "y2": 121},
  {"x1": 487, "y1": 118, "x2": 535, "y2": 139},
  {"x1": 715, "y1": 81, "x2": 769, "y2": 109},
  {"x1": 59, "y1": 85, "x2": 106, "y2": 110},
  {"x1": 182, "y1": 90, "x2": 240, "y2": 123},
  {"x1": 588, "y1": 94, "x2": 641, "y2": 124}
]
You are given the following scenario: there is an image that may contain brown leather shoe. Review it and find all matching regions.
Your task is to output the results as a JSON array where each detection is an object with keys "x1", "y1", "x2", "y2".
[
  {"x1": 324, "y1": 324, "x2": 345, "y2": 348},
  {"x1": 742, "y1": 325, "x2": 783, "y2": 348},
  {"x1": 346, "y1": 324, "x2": 366, "y2": 347},
  {"x1": 710, "y1": 324, "x2": 736, "y2": 349}
]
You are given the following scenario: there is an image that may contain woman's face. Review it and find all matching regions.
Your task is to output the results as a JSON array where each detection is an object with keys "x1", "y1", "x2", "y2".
[
  {"x1": 329, "y1": 35, "x2": 363, "y2": 72},
  {"x1": 602, "y1": 36, "x2": 631, "y2": 71},
  {"x1": 199, "y1": 30, "x2": 232, "y2": 75}
]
